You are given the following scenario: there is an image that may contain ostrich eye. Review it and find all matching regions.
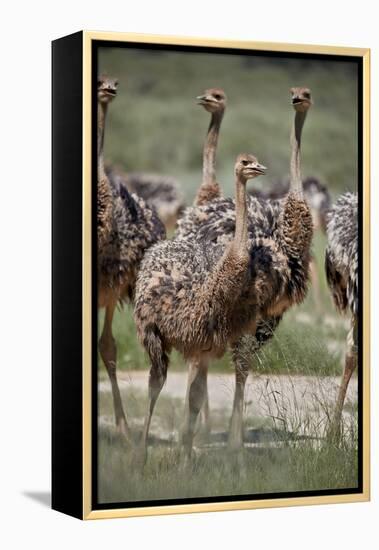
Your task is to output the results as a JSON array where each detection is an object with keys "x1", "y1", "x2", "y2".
[
  {"x1": 97, "y1": 80, "x2": 102, "y2": 87},
  {"x1": 241, "y1": 160, "x2": 249, "y2": 166},
  {"x1": 214, "y1": 94, "x2": 222, "y2": 100},
  {"x1": 303, "y1": 92, "x2": 310, "y2": 99},
  {"x1": 114, "y1": 80, "x2": 119, "y2": 87}
]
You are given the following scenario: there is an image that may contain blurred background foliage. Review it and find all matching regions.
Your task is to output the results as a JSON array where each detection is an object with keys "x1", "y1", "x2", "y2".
[{"x1": 99, "y1": 46, "x2": 358, "y2": 201}]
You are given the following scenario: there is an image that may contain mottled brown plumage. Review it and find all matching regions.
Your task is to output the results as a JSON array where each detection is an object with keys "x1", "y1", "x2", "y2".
[
  {"x1": 105, "y1": 164, "x2": 184, "y2": 231},
  {"x1": 325, "y1": 192, "x2": 358, "y2": 441},
  {"x1": 97, "y1": 75, "x2": 165, "y2": 440},
  {"x1": 249, "y1": 175, "x2": 330, "y2": 312},
  {"x1": 249, "y1": 176, "x2": 331, "y2": 233},
  {"x1": 134, "y1": 154, "x2": 268, "y2": 460}
]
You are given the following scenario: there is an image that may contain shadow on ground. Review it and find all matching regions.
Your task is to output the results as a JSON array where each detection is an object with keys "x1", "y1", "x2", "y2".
[{"x1": 23, "y1": 491, "x2": 51, "y2": 508}]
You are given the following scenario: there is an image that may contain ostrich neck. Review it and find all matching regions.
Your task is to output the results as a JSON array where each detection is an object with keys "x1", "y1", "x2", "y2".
[
  {"x1": 290, "y1": 110, "x2": 307, "y2": 194},
  {"x1": 278, "y1": 108, "x2": 313, "y2": 260},
  {"x1": 202, "y1": 111, "x2": 223, "y2": 186},
  {"x1": 232, "y1": 175, "x2": 248, "y2": 255},
  {"x1": 98, "y1": 102, "x2": 108, "y2": 179},
  {"x1": 200, "y1": 173, "x2": 249, "y2": 333}
]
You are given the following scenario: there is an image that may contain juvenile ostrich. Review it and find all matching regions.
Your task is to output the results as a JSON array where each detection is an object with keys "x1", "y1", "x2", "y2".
[
  {"x1": 188, "y1": 87, "x2": 227, "y2": 432},
  {"x1": 174, "y1": 87, "x2": 314, "y2": 449},
  {"x1": 106, "y1": 165, "x2": 184, "y2": 231},
  {"x1": 194, "y1": 88, "x2": 227, "y2": 206},
  {"x1": 325, "y1": 192, "x2": 358, "y2": 440},
  {"x1": 97, "y1": 75, "x2": 166, "y2": 438},
  {"x1": 134, "y1": 153, "x2": 268, "y2": 460}
]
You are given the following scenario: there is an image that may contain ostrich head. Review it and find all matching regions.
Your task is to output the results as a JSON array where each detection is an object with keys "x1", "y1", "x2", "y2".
[
  {"x1": 235, "y1": 153, "x2": 267, "y2": 182},
  {"x1": 290, "y1": 87, "x2": 312, "y2": 113},
  {"x1": 196, "y1": 88, "x2": 227, "y2": 114},
  {"x1": 98, "y1": 75, "x2": 118, "y2": 104}
]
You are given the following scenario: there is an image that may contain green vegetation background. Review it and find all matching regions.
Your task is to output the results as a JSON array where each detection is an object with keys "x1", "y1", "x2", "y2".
[{"x1": 99, "y1": 46, "x2": 358, "y2": 201}]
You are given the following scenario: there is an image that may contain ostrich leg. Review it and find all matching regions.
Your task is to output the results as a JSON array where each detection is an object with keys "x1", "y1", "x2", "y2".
[
  {"x1": 181, "y1": 357, "x2": 208, "y2": 459},
  {"x1": 138, "y1": 333, "x2": 169, "y2": 464},
  {"x1": 185, "y1": 362, "x2": 211, "y2": 440},
  {"x1": 228, "y1": 338, "x2": 250, "y2": 450},
  {"x1": 228, "y1": 318, "x2": 281, "y2": 449},
  {"x1": 328, "y1": 316, "x2": 358, "y2": 442},
  {"x1": 99, "y1": 298, "x2": 129, "y2": 439},
  {"x1": 199, "y1": 378, "x2": 211, "y2": 439}
]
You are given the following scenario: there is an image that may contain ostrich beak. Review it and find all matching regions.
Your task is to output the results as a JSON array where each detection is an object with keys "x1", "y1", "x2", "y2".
[
  {"x1": 196, "y1": 94, "x2": 207, "y2": 104},
  {"x1": 292, "y1": 96, "x2": 303, "y2": 105},
  {"x1": 251, "y1": 163, "x2": 267, "y2": 175},
  {"x1": 197, "y1": 94, "x2": 216, "y2": 105}
]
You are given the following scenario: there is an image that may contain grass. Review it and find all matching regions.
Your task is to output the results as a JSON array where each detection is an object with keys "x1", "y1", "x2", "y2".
[
  {"x1": 98, "y1": 384, "x2": 358, "y2": 504},
  {"x1": 98, "y1": 439, "x2": 358, "y2": 504}
]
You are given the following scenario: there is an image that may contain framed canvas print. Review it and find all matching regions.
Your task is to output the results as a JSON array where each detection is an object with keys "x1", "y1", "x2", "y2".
[{"x1": 52, "y1": 31, "x2": 370, "y2": 520}]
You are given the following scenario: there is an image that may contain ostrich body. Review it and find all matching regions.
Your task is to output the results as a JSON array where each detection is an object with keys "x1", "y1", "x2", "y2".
[
  {"x1": 174, "y1": 88, "x2": 314, "y2": 448},
  {"x1": 134, "y1": 154, "x2": 269, "y2": 460},
  {"x1": 325, "y1": 192, "x2": 358, "y2": 438},
  {"x1": 105, "y1": 164, "x2": 184, "y2": 231},
  {"x1": 249, "y1": 176, "x2": 331, "y2": 310},
  {"x1": 97, "y1": 75, "x2": 166, "y2": 438},
  {"x1": 194, "y1": 88, "x2": 227, "y2": 206},
  {"x1": 250, "y1": 176, "x2": 331, "y2": 233}
]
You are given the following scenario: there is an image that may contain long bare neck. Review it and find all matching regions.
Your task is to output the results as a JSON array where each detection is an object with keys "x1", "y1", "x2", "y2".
[
  {"x1": 200, "y1": 173, "x2": 249, "y2": 321},
  {"x1": 194, "y1": 111, "x2": 224, "y2": 206},
  {"x1": 98, "y1": 101, "x2": 107, "y2": 179},
  {"x1": 290, "y1": 110, "x2": 307, "y2": 195},
  {"x1": 231, "y1": 174, "x2": 248, "y2": 256},
  {"x1": 203, "y1": 111, "x2": 223, "y2": 187},
  {"x1": 279, "y1": 109, "x2": 313, "y2": 260}
]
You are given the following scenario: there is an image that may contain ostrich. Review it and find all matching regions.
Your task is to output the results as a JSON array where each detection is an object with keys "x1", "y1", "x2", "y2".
[
  {"x1": 97, "y1": 75, "x2": 166, "y2": 439},
  {"x1": 134, "y1": 153, "x2": 268, "y2": 461},
  {"x1": 106, "y1": 164, "x2": 184, "y2": 231},
  {"x1": 194, "y1": 88, "x2": 227, "y2": 206},
  {"x1": 325, "y1": 192, "x2": 358, "y2": 440},
  {"x1": 187, "y1": 87, "x2": 227, "y2": 434},
  {"x1": 174, "y1": 87, "x2": 314, "y2": 449}
]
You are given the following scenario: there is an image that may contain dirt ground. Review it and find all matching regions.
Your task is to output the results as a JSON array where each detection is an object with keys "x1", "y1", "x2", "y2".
[{"x1": 99, "y1": 370, "x2": 358, "y2": 442}]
